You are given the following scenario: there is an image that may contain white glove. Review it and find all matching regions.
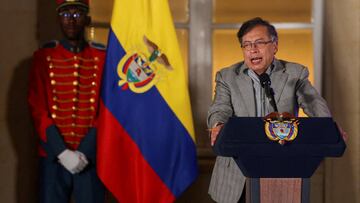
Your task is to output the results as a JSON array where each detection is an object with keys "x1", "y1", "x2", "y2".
[
  {"x1": 57, "y1": 149, "x2": 88, "y2": 174},
  {"x1": 75, "y1": 150, "x2": 89, "y2": 168}
]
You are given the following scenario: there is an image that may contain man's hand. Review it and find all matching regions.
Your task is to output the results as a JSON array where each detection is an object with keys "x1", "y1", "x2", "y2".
[
  {"x1": 210, "y1": 123, "x2": 224, "y2": 146},
  {"x1": 336, "y1": 123, "x2": 348, "y2": 142},
  {"x1": 58, "y1": 149, "x2": 89, "y2": 174},
  {"x1": 75, "y1": 151, "x2": 89, "y2": 167}
]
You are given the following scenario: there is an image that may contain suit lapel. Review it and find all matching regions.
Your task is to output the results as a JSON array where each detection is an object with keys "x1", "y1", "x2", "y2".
[
  {"x1": 271, "y1": 59, "x2": 289, "y2": 104},
  {"x1": 235, "y1": 64, "x2": 256, "y2": 116}
]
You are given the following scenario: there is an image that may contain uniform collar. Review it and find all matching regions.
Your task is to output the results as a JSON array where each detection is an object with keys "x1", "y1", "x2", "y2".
[{"x1": 60, "y1": 39, "x2": 87, "y2": 53}]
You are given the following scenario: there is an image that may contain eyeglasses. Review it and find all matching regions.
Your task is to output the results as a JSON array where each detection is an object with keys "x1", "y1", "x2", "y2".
[
  {"x1": 58, "y1": 11, "x2": 85, "y2": 20},
  {"x1": 241, "y1": 40, "x2": 273, "y2": 51}
]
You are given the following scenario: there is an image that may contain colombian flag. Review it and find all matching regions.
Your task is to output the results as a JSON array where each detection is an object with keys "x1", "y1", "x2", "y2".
[{"x1": 97, "y1": 0, "x2": 198, "y2": 202}]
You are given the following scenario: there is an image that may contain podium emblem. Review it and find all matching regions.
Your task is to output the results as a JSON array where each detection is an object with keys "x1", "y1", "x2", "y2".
[{"x1": 264, "y1": 112, "x2": 299, "y2": 145}]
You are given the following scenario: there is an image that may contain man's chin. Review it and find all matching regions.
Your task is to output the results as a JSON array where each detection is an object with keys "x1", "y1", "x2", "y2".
[
  {"x1": 62, "y1": 30, "x2": 84, "y2": 42},
  {"x1": 64, "y1": 35, "x2": 82, "y2": 41},
  {"x1": 249, "y1": 66, "x2": 267, "y2": 74}
]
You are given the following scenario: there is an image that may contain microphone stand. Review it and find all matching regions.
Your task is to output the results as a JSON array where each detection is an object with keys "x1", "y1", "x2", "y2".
[{"x1": 259, "y1": 73, "x2": 278, "y2": 112}]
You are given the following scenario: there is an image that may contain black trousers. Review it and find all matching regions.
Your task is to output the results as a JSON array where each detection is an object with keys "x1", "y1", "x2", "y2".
[
  {"x1": 39, "y1": 157, "x2": 105, "y2": 203},
  {"x1": 238, "y1": 184, "x2": 246, "y2": 203}
]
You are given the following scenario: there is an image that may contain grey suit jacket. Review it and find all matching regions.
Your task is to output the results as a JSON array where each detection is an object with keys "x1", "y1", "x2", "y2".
[{"x1": 207, "y1": 59, "x2": 331, "y2": 203}]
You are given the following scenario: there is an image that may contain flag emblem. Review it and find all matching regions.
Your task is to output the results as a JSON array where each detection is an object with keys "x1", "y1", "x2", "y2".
[{"x1": 117, "y1": 36, "x2": 173, "y2": 93}]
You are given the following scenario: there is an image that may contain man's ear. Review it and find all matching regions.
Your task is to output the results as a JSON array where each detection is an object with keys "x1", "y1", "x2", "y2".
[{"x1": 273, "y1": 41, "x2": 278, "y2": 55}]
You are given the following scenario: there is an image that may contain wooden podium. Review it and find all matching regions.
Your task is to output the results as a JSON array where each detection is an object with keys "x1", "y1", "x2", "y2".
[
  {"x1": 213, "y1": 117, "x2": 346, "y2": 203},
  {"x1": 246, "y1": 178, "x2": 306, "y2": 203}
]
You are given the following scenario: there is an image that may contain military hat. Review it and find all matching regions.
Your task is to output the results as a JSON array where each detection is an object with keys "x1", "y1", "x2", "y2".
[{"x1": 56, "y1": 0, "x2": 89, "y2": 11}]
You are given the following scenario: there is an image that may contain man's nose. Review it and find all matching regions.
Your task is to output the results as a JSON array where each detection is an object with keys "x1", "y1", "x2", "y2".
[{"x1": 249, "y1": 47, "x2": 259, "y2": 53}]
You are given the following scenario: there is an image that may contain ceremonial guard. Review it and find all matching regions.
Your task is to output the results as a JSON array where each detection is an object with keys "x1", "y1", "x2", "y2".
[{"x1": 28, "y1": 0, "x2": 106, "y2": 202}]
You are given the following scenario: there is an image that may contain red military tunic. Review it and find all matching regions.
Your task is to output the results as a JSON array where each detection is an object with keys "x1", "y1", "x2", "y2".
[{"x1": 28, "y1": 40, "x2": 105, "y2": 156}]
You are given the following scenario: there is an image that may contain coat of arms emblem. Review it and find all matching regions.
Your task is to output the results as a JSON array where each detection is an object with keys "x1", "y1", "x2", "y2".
[
  {"x1": 117, "y1": 36, "x2": 173, "y2": 93},
  {"x1": 264, "y1": 112, "x2": 299, "y2": 145}
]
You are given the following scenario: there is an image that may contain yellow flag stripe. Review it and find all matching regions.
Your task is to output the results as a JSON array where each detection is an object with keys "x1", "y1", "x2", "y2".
[{"x1": 110, "y1": 0, "x2": 195, "y2": 141}]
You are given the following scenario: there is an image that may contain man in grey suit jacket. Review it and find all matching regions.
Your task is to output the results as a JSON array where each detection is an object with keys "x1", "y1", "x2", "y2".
[{"x1": 207, "y1": 17, "x2": 331, "y2": 203}]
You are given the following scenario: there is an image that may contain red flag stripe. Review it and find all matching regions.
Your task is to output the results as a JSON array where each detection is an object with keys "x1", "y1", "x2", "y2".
[{"x1": 97, "y1": 101, "x2": 175, "y2": 203}]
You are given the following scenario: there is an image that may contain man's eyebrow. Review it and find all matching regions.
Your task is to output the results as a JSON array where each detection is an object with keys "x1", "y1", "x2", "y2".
[{"x1": 243, "y1": 38, "x2": 266, "y2": 42}]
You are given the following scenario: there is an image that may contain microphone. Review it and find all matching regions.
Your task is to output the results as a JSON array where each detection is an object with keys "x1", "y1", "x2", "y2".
[{"x1": 259, "y1": 73, "x2": 278, "y2": 112}]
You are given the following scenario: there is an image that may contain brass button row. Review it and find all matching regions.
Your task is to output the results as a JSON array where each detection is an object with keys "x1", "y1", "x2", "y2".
[
  {"x1": 53, "y1": 96, "x2": 95, "y2": 103},
  {"x1": 47, "y1": 56, "x2": 73, "y2": 62},
  {"x1": 51, "y1": 113, "x2": 94, "y2": 119},
  {"x1": 52, "y1": 89, "x2": 96, "y2": 95},
  {"x1": 78, "y1": 90, "x2": 97, "y2": 95},
  {"x1": 78, "y1": 82, "x2": 97, "y2": 88},
  {"x1": 62, "y1": 132, "x2": 85, "y2": 137},
  {"x1": 52, "y1": 105, "x2": 95, "y2": 111},
  {"x1": 49, "y1": 72, "x2": 87, "y2": 77},
  {"x1": 49, "y1": 63, "x2": 98, "y2": 70},
  {"x1": 46, "y1": 56, "x2": 99, "y2": 63},
  {"x1": 73, "y1": 56, "x2": 99, "y2": 61},
  {"x1": 51, "y1": 80, "x2": 97, "y2": 86},
  {"x1": 50, "y1": 80, "x2": 77, "y2": 86},
  {"x1": 65, "y1": 140, "x2": 80, "y2": 145},
  {"x1": 57, "y1": 123, "x2": 92, "y2": 128},
  {"x1": 79, "y1": 73, "x2": 97, "y2": 79}
]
